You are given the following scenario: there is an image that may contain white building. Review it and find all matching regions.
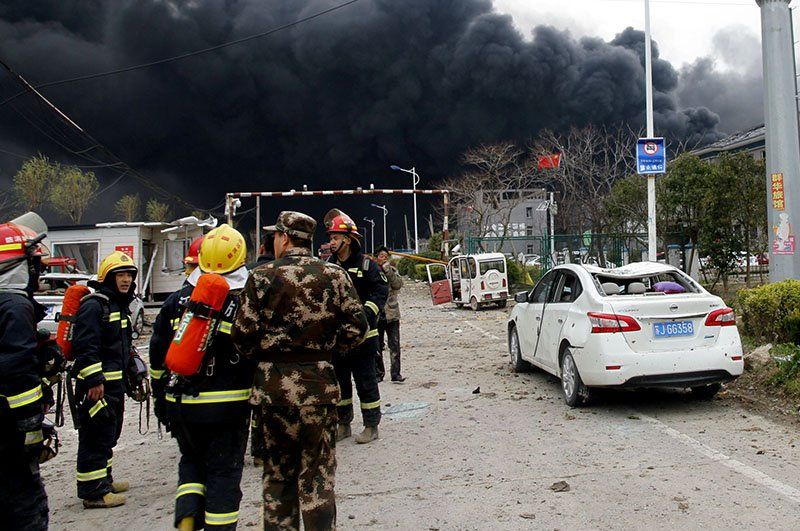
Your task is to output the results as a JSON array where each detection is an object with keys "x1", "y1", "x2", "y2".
[{"x1": 45, "y1": 217, "x2": 215, "y2": 301}]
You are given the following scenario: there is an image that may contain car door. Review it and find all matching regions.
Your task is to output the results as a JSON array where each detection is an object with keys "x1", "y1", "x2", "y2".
[
  {"x1": 515, "y1": 270, "x2": 558, "y2": 358},
  {"x1": 426, "y1": 263, "x2": 452, "y2": 305},
  {"x1": 536, "y1": 271, "x2": 583, "y2": 369}
]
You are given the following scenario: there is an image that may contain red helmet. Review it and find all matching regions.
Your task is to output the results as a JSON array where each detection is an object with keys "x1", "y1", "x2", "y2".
[
  {"x1": 325, "y1": 213, "x2": 362, "y2": 238},
  {"x1": 0, "y1": 222, "x2": 42, "y2": 267},
  {"x1": 184, "y1": 236, "x2": 204, "y2": 266}
]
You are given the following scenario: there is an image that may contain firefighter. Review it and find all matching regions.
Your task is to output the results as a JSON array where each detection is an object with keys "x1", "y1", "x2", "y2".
[
  {"x1": 160, "y1": 224, "x2": 255, "y2": 531},
  {"x1": 325, "y1": 209, "x2": 388, "y2": 444},
  {"x1": 184, "y1": 236, "x2": 204, "y2": 277},
  {"x1": 0, "y1": 214, "x2": 52, "y2": 530},
  {"x1": 232, "y1": 211, "x2": 368, "y2": 529},
  {"x1": 71, "y1": 250, "x2": 138, "y2": 508}
]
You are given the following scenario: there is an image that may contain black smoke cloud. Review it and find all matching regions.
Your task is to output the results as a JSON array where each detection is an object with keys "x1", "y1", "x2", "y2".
[{"x1": 0, "y1": 0, "x2": 727, "y2": 221}]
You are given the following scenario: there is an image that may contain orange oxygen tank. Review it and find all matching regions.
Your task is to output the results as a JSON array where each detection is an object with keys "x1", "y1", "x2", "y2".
[
  {"x1": 56, "y1": 284, "x2": 92, "y2": 361},
  {"x1": 165, "y1": 273, "x2": 230, "y2": 376}
]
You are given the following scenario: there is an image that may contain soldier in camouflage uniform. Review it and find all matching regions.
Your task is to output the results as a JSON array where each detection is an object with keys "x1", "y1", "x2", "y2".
[{"x1": 232, "y1": 211, "x2": 368, "y2": 531}]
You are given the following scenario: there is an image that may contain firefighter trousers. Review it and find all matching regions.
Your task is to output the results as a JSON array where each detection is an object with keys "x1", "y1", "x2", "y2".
[
  {"x1": 0, "y1": 419, "x2": 48, "y2": 531},
  {"x1": 334, "y1": 338, "x2": 381, "y2": 427},
  {"x1": 172, "y1": 417, "x2": 248, "y2": 530},
  {"x1": 260, "y1": 404, "x2": 337, "y2": 531},
  {"x1": 76, "y1": 394, "x2": 124, "y2": 500}
]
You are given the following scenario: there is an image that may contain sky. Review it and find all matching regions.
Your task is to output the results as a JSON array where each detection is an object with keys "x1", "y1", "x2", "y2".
[{"x1": 495, "y1": 0, "x2": 762, "y2": 69}]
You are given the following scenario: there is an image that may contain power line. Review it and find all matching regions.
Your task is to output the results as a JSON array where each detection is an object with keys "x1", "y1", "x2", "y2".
[
  {"x1": 0, "y1": 0, "x2": 361, "y2": 107},
  {"x1": 0, "y1": 57, "x2": 209, "y2": 213}
]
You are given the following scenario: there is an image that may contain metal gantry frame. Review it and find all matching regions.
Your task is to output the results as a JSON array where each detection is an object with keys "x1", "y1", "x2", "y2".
[{"x1": 224, "y1": 187, "x2": 451, "y2": 255}]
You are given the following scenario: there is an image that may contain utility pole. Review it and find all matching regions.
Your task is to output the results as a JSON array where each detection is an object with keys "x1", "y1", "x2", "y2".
[
  {"x1": 644, "y1": 0, "x2": 657, "y2": 262},
  {"x1": 758, "y1": 0, "x2": 800, "y2": 281},
  {"x1": 363, "y1": 217, "x2": 375, "y2": 254},
  {"x1": 404, "y1": 214, "x2": 410, "y2": 250},
  {"x1": 371, "y1": 203, "x2": 388, "y2": 246}
]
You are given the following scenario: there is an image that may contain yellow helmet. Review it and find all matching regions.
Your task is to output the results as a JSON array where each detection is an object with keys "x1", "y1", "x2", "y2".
[
  {"x1": 199, "y1": 224, "x2": 247, "y2": 274},
  {"x1": 97, "y1": 251, "x2": 138, "y2": 282}
]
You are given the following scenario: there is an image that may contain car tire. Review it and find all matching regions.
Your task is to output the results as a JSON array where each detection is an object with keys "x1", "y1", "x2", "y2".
[
  {"x1": 131, "y1": 311, "x2": 144, "y2": 340},
  {"x1": 470, "y1": 296, "x2": 479, "y2": 311},
  {"x1": 497, "y1": 299, "x2": 507, "y2": 309},
  {"x1": 690, "y1": 383, "x2": 721, "y2": 400},
  {"x1": 509, "y1": 326, "x2": 532, "y2": 373},
  {"x1": 561, "y1": 348, "x2": 591, "y2": 407}
]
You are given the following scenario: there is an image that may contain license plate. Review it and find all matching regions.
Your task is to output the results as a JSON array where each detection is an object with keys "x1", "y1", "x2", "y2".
[{"x1": 653, "y1": 321, "x2": 694, "y2": 338}]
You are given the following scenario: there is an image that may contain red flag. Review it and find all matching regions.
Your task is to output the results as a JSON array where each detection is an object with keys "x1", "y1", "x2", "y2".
[{"x1": 537, "y1": 153, "x2": 561, "y2": 170}]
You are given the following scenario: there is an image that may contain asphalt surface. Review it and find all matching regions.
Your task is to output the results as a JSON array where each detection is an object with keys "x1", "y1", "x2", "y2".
[{"x1": 43, "y1": 282, "x2": 800, "y2": 530}]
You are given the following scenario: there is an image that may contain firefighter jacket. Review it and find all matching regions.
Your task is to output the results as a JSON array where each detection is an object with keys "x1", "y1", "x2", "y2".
[
  {"x1": 159, "y1": 269, "x2": 255, "y2": 424},
  {"x1": 329, "y1": 250, "x2": 388, "y2": 343},
  {"x1": 380, "y1": 262, "x2": 403, "y2": 322},
  {"x1": 0, "y1": 291, "x2": 45, "y2": 427},
  {"x1": 71, "y1": 281, "x2": 134, "y2": 398},
  {"x1": 232, "y1": 247, "x2": 369, "y2": 406}
]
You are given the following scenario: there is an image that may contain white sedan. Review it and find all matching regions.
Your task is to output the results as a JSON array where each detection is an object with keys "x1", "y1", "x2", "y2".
[{"x1": 507, "y1": 262, "x2": 743, "y2": 406}]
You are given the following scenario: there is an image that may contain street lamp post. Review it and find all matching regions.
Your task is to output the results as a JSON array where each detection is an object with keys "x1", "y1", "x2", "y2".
[
  {"x1": 371, "y1": 203, "x2": 388, "y2": 247},
  {"x1": 390, "y1": 165, "x2": 420, "y2": 254},
  {"x1": 363, "y1": 217, "x2": 375, "y2": 254}
]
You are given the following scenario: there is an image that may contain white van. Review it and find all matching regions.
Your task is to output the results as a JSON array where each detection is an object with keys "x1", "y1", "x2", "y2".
[{"x1": 426, "y1": 253, "x2": 509, "y2": 310}]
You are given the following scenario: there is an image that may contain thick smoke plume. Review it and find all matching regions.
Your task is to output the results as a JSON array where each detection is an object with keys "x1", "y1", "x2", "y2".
[{"x1": 0, "y1": 0, "x2": 736, "y2": 218}]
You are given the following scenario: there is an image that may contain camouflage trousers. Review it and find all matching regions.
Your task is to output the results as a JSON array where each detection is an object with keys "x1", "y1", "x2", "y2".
[{"x1": 260, "y1": 404, "x2": 337, "y2": 531}]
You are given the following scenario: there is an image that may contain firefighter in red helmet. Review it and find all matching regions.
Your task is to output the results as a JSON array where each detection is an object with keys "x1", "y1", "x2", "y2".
[
  {"x1": 0, "y1": 213, "x2": 56, "y2": 530},
  {"x1": 325, "y1": 209, "x2": 388, "y2": 444}
]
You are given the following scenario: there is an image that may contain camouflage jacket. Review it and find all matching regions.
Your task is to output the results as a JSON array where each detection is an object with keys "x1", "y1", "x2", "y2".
[
  {"x1": 231, "y1": 247, "x2": 368, "y2": 405},
  {"x1": 380, "y1": 262, "x2": 402, "y2": 322}
]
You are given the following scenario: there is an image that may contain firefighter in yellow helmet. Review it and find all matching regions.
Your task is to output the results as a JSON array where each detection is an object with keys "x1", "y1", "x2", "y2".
[
  {"x1": 156, "y1": 224, "x2": 255, "y2": 531},
  {"x1": 71, "y1": 250, "x2": 138, "y2": 509}
]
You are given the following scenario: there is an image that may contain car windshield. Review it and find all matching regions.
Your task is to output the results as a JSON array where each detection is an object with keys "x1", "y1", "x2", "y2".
[
  {"x1": 479, "y1": 260, "x2": 505, "y2": 275},
  {"x1": 592, "y1": 271, "x2": 699, "y2": 295}
]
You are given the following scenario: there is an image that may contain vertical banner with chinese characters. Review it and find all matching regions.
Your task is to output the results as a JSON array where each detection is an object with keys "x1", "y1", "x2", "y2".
[{"x1": 772, "y1": 173, "x2": 785, "y2": 210}]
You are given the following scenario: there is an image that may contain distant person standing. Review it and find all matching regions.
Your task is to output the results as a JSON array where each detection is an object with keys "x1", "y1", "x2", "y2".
[
  {"x1": 233, "y1": 211, "x2": 368, "y2": 530},
  {"x1": 374, "y1": 247, "x2": 405, "y2": 383}
]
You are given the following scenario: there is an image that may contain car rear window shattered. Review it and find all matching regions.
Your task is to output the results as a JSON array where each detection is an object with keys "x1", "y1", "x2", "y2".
[{"x1": 593, "y1": 271, "x2": 699, "y2": 296}]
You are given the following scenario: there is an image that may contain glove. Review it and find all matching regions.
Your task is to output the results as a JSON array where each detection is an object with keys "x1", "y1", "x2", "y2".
[{"x1": 151, "y1": 379, "x2": 170, "y2": 431}]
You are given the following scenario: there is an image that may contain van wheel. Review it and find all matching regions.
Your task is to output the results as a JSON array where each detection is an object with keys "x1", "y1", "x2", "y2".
[
  {"x1": 561, "y1": 348, "x2": 591, "y2": 407},
  {"x1": 509, "y1": 327, "x2": 532, "y2": 372},
  {"x1": 497, "y1": 299, "x2": 507, "y2": 309},
  {"x1": 470, "y1": 296, "x2": 479, "y2": 311}
]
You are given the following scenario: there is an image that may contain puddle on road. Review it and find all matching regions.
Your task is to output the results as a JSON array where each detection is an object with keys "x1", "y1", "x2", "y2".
[{"x1": 383, "y1": 402, "x2": 431, "y2": 419}]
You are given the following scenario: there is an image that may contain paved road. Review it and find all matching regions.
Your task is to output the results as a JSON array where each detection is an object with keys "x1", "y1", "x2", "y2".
[{"x1": 45, "y1": 283, "x2": 800, "y2": 530}]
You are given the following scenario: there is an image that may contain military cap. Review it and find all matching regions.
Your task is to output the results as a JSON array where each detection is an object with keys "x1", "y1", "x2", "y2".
[{"x1": 263, "y1": 211, "x2": 316, "y2": 240}]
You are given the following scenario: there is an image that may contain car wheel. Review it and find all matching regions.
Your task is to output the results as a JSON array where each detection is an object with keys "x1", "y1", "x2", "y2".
[
  {"x1": 690, "y1": 383, "x2": 721, "y2": 400},
  {"x1": 509, "y1": 326, "x2": 532, "y2": 373},
  {"x1": 131, "y1": 311, "x2": 144, "y2": 340},
  {"x1": 561, "y1": 348, "x2": 591, "y2": 407},
  {"x1": 470, "y1": 296, "x2": 479, "y2": 311},
  {"x1": 497, "y1": 299, "x2": 508, "y2": 309}
]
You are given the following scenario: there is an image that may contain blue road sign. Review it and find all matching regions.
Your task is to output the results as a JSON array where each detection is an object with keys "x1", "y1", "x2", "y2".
[{"x1": 636, "y1": 137, "x2": 666, "y2": 175}]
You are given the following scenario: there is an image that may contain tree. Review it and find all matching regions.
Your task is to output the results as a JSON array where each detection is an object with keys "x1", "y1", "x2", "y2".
[
  {"x1": 114, "y1": 194, "x2": 141, "y2": 222},
  {"x1": 48, "y1": 167, "x2": 98, "y2": 223},
  {"x1": 440, "y1": 142, "x2": 539, "y2": 251},
  {"x1": 146, "y1": 199, "x2": 171, "y2": 222},
  {"x1": 13, "y1": 155, "x2": 58, "y2": 212}
]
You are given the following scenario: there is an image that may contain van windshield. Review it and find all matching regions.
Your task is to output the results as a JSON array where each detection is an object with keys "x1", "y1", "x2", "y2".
[{"x1": 479, "y1": 260, "x2": 505, "y2": 275}]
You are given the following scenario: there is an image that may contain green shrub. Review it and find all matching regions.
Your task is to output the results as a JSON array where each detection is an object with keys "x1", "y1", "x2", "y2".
[
  {"x1": 413, "y1": 263, "x2": 428, "y2": 281},
  {"x1": 397, "y1": 251, "x2": 442, "y2": 278},
  {"x1": 506, "y1": 260, "x2": 523, "y2": 286},
  {"x1": 739, "y1": 280, "x2": 800, "y2": 343},
  {"x1": 768, "y1": 344, "x2": 800, "y2": 391}
]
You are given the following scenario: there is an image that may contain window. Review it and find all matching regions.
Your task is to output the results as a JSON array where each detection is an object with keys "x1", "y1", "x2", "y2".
[
  {"x1": 163, "y1": 239, "x2": 188, "y2": 273},
  {"x1": 51, "y1": 242, "x2": 99, "y2": 274},
  {"x1": 526, "y1": 244, "x2": 535, "y2": 254},
  {"x1": 552, "y1": 273, "x2": 582, "y2": 303},
  {"x1": 525, "y1": 226, "x2": 534, "y2": 236},
  {"x1": 479, "y1": 260, "x2": 505, "y2": 275},
  {"x1": 526, "y1": 207, "x2": 533, "y2": 218},
  {"x1": 460, "y1": 258, "x2": 470, "y2": 279},
  {"x1": 531, "y1": 270, "x2": 557, "y2": 303},
  {"x1": 469, "y1": 258, "x2": 478, "y2": 279}
]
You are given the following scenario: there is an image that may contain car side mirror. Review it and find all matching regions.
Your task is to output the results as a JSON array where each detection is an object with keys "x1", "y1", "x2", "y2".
[{"x1": 514, "y1": 292, "x2": 528, "y2": 304}]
